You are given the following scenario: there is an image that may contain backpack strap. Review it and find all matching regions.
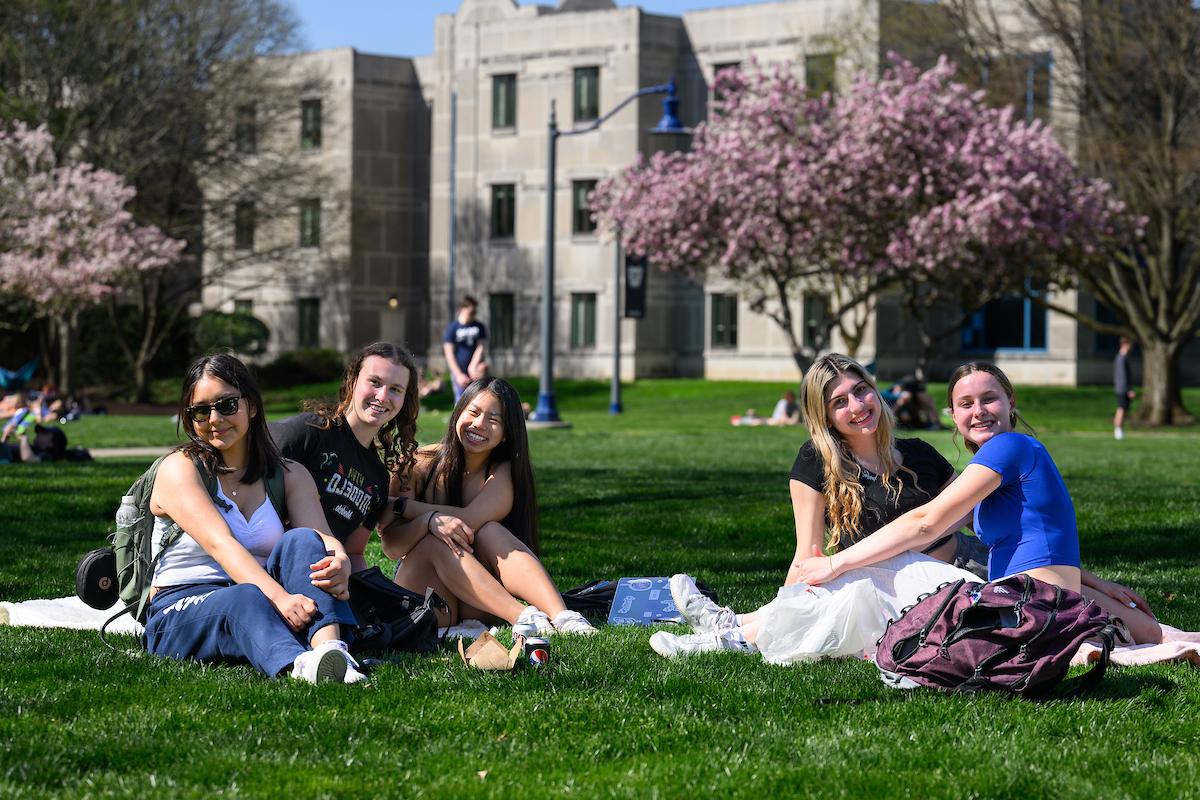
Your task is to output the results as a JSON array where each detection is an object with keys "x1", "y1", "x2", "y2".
[
  {"x1": 1029, "y1": 623, "x2": 1120, "y2": 699},
  {"x1": 264, "y1": 462, "x2": 288, "y2": 526}
]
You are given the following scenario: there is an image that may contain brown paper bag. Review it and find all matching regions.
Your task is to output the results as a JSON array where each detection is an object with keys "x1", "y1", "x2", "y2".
[{"x1": 457, "y1": 631, "x2": 522, "y2": 670}]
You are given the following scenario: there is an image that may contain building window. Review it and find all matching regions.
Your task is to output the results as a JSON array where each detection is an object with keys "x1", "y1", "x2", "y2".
[
  {"x1": 492, "y1": 74, "x2": 517, "y2": 130},
  {"x1": 572, "y1": 180, "x2": 598, "y2": 235},
  {"x1": 300, "y1": 99, "x2": 322, "y2": 149},
  {"x1": 962, "y1": 283, "x2": 1047, "y2": 351},
  {"x1": 983, "y1": 51, "x2": 1052, "y2": 123},
  {"x1": 805, "y1": 53, "x2": 836, "y2": 98},
  {"x1": 233, "y1": 299, "x2": 253, "y2": 315},
  {"x1": 490, "y1": 293, "x2": 515, "y2": 349},
  {"x1": 490, "y1": 184, "x2": 515, "y2": 239},
  {"x1": 803, "y1": 293, "x2": 829, "y2": 349},
  {"x1": 234, "y1": 201, "x2": 255, "y2": 251},
  {"x1": 710, "y1": 293, "x2": 738, "y2": 349},
  {"x1": 297, "y1": 298, "x2": 320, "y2": 348},
  {"x1": 571, "y1": 293, "x2": 596, "y2": 348},
  {"x1": 711, "y1": 61, "x2": 742, "y2": 107},
  {"x1": 299, "y1": 198, "x2": 321, "y2": 248},
  {"x1": 1093, "y1": 301, "x2": 1121, "y2": 354},
  {"x1": 235, "y1": 104, "x2": 256, "y2": 155},
  {"x1": 574, "y1": 66, "x2": 600, "y2": 123}
]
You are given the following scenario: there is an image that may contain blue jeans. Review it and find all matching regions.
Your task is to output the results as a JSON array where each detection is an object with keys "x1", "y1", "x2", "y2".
[{"x1": 143, "y1": 528, "x2": 357, "y2": 677}]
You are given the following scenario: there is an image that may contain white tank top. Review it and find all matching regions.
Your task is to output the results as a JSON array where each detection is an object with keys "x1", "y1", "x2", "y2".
[{"x1": 151, "y1": 482, "x2": 286, "y2": 586}]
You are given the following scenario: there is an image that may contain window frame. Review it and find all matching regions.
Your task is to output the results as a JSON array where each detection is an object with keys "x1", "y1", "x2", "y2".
[
  {"x1": 570, "y1": 292, "x2": 597, "y2": 349},
  {"x1": 300, "y1": 99, "x2": 322, "y2": 150},
  {"x1": 710, "y1": 293, "x2": 738, "y2": 350},
  {"x1": 571, "y1": 179, "x2": 598, "y2": 235},
  {"x1": 489, "y1": 292, "x2": 515, "y2": 350},
  {"x1": 297, "y1": 297, "x2": 320, "y2": 348},
  {"x1": 235, "y1": 104, "x2": 256, "y2": 155},
  {"x1": 299, "y1": 198, "x2": 321, "y2": 249},
  {"x1": 492, "y1": 73, "x2": 517, "y2": 130},
  {"x1": 573, "y1": 66, "x2": 600, "y2": 124},
  {"x1": 233, "y1": 200, "x2": 256, "y2": 251},
  {"x1": 490, "y1": 183, "x2": 516, "y2": 240}
]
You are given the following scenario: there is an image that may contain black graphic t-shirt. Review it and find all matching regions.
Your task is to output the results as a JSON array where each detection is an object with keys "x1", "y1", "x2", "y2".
[
  {"x1": 270, "y1": 412, "x2": 388, "y2": 543},
  {"x1": 790, "y1": 437, "x2": 956, "y2": 552}
]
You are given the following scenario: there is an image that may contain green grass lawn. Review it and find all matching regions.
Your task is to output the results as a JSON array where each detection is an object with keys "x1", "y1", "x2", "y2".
[{"x1": 3, "y1": 380, "x2": 1200, "y2": 798}]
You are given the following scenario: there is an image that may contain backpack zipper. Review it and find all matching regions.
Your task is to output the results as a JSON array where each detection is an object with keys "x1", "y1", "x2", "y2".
[
  {"x1": 1018, "y1": 585, "x2": 1063, "y2": 661},
  {"x1": 915, "y1": 579, "x2": 966, "y2": 649}
]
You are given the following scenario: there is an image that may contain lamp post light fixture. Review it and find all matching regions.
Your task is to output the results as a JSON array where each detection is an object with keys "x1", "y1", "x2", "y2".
[{"x1": 530, "y1": 80, "x2": 690, "y2": 424}]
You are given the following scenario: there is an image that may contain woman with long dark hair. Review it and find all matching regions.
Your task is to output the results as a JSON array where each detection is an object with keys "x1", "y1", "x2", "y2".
[
  {"x1": 381, "y1": 377, "x2": 594, "y2": 635},
  {"x1": 142, "y1": 354, "x2": 365, "y2": 683},
  {"x1": 271, "y1": 341, "x2": 421, "y2": 573}
]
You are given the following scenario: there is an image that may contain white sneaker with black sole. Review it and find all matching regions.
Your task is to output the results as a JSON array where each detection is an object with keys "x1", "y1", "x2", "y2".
[{"x1": 669, "y1": 573, "x2": 737, "y2": 634}]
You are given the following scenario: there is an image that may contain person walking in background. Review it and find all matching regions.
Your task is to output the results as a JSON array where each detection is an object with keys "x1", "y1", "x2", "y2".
[
  {"x1": 1113, "y1": 336, "x2": 1135, "y2": 440},
  {"x1": 443, "y1": 296, "x2": 488, "y2": 401}
]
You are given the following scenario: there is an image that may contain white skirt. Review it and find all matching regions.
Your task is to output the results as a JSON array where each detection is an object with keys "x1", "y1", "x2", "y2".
[{"x1": 755, "y1": 551, "x2": 980, "y2": 665}]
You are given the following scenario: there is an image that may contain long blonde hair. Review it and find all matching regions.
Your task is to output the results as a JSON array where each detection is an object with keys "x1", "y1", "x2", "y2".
[{"x1": 800, "y1": 354, "x2": 910, "y2": 550}]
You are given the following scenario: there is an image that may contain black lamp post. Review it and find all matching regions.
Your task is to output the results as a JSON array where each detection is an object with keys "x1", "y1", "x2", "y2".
[{"x1": 529, "y1": 81, "x2": 689, "y2": 424}]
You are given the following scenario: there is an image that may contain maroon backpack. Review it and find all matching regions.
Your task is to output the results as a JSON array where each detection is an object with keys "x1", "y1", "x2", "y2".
[{"x1": 875, "y1": 574, "x2": 1122, "y2": 696}]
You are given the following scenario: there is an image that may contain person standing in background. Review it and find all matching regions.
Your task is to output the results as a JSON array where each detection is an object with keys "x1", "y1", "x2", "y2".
[
  {"x1": 1113, "y1": 336, "x2": 1135, "y2": 440},
  {"x1": 443, "y1": 296, "x2": 488, "y2": 402}
]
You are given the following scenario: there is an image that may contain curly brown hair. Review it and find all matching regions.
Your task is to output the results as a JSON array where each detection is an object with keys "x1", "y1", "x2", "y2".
[{"x1": 305, "y1": 342, "x2": 420, "y2": 486}]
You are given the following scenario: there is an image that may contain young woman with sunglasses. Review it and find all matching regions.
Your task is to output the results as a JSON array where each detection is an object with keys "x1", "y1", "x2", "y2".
[{"x1": 142, "y1": 354, "x2": 364, "y2": 683}]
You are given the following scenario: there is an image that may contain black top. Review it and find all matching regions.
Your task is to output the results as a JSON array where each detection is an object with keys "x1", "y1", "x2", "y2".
[
  {"x1": 790, "y1": 437, "x2": 956, "y2": 552},
  {"x1": 270, "y1": 412, "x2": 389, "y2": 543}
]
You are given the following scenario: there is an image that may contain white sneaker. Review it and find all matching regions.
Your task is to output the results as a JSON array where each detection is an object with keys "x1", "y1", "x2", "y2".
[
  {"x1": 669, "y1": 574, "x2": 737, "y2": 633},
  {"x1": 325, "y1": 639, "x2": 370, "y2": 684},
  {"x1": 551, "y1": 609, "x2": 598, "y2": 635},
  {"x1": 290, "y1": 641, "x2": 348, "y2": 684},
  {"x1": 516, "y1": 605, "x2": 555, "y2": 636},
  {"x1": 649, "y1": 630, "x2": 755, "y2": 659},
  {"x1": 1114, "y1": 427, "x2": 1124, "y2": 440}
]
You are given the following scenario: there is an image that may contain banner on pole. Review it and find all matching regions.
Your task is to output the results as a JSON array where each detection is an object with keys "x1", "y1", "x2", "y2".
[{"x1": 624, "y1": 255, "x2": 647, "y2": 319}]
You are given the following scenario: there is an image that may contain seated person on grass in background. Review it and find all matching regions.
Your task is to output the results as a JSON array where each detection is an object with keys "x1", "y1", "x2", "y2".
[
  {"x1": 768, "y1": 390, "x2": 801, "y2": 426},
  {"x1": 141, "y1": 353, "x2": 365, "y2": 684},
  {"x1": 382, "y1": 377, "x2": 596, "y2": 636},
  {"x1": 271, "y1": 342, "x2": 419, "y2": 574},
  {"x1": 0, "y1": 423, "x2": 67, "y2": 464},
  {"x1": 654, "y1": 358, "x2": 1161, "y2": 659}
]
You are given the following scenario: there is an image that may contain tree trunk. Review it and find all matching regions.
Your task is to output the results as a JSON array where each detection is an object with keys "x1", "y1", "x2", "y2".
[
  {"x1": 55, "y1": 311, "x2": 79, "y2": 395},
  {"x1": 1136, "y1": 338, "x2": 1194, "y2": 426}
]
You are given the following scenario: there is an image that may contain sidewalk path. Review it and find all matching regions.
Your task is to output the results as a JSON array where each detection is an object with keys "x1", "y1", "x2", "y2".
[{"x1": 90, "y1": 446, "x2": 171, "y2": 459}]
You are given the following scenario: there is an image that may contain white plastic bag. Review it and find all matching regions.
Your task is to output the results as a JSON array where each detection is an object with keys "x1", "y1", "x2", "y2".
[{"x1": 754, "y1": 579, "x2": 884, "y2": 664}]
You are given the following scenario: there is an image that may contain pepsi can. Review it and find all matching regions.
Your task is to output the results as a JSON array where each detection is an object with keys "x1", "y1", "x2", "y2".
[{"x1": 523, "y1": 636, "x2": 550, "y2": 667}]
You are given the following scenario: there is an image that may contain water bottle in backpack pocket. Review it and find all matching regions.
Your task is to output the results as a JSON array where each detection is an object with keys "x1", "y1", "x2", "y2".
[{"x1": 874, "y1": 574, "x2": 1123, "y2": 696}]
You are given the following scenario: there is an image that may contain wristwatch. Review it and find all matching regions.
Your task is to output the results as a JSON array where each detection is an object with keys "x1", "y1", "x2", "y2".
[{"x1": 392, "y1": 496, "x2": 407, "y2": 518}]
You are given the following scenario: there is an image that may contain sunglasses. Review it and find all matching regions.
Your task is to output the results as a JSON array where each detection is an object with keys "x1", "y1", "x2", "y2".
[{"x1": 186, "y1": 395, "x2": 242, "y2": 422}]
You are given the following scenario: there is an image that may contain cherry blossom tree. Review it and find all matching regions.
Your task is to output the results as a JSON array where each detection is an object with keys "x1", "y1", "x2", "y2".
[
  {"x1": 591, "y1": 57, "x2": 1135, "y2": 374},
  {"x1": 0, "y1": 122, "x2": 186, "y2": 393}
]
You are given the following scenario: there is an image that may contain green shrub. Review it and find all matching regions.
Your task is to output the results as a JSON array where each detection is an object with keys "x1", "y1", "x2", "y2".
[
  {"x1": 194, "y1": 310, "x2": 270, "y2": 356},
  {"x1": 253, "y1": 347, "x2": 345, "y2": 388}
]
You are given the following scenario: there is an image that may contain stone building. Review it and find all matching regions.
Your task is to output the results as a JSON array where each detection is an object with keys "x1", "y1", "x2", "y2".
[
  {"x1": 204, "y1": 1, "x2": 1195, "y2": 387},
  {"x1": 202, "y1": 48, "x2": 431, "y2": 359}
]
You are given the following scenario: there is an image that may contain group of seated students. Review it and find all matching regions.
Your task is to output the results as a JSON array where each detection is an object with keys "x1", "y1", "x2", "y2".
[
  {"x1": 652, "y1": 353, "x2": 1162, "y2": 658},
  {"x1": 143, "y1": 344, "x2": 593, "y2": 684},
  {"x1": 139, "y1": 344, "x2": 1163, "y2": 684}
]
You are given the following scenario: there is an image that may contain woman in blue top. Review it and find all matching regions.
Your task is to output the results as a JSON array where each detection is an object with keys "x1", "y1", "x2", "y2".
[{"x1": 795, "y1": 361, "x2": 1162, "y2": 644}]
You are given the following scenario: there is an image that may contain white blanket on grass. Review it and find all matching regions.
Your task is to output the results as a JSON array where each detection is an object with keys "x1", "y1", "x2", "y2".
[{"x1": 0, "y1": 596, "x2": 490, "y2": 640}]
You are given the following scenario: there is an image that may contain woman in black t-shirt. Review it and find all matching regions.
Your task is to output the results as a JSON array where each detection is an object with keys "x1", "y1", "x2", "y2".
[
  {"x1": 272, "y1": 342, "x2": 421, "y2": 573},
  {"x1": 784, "y1": 354, "x2": 986, "y2": 584}
]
